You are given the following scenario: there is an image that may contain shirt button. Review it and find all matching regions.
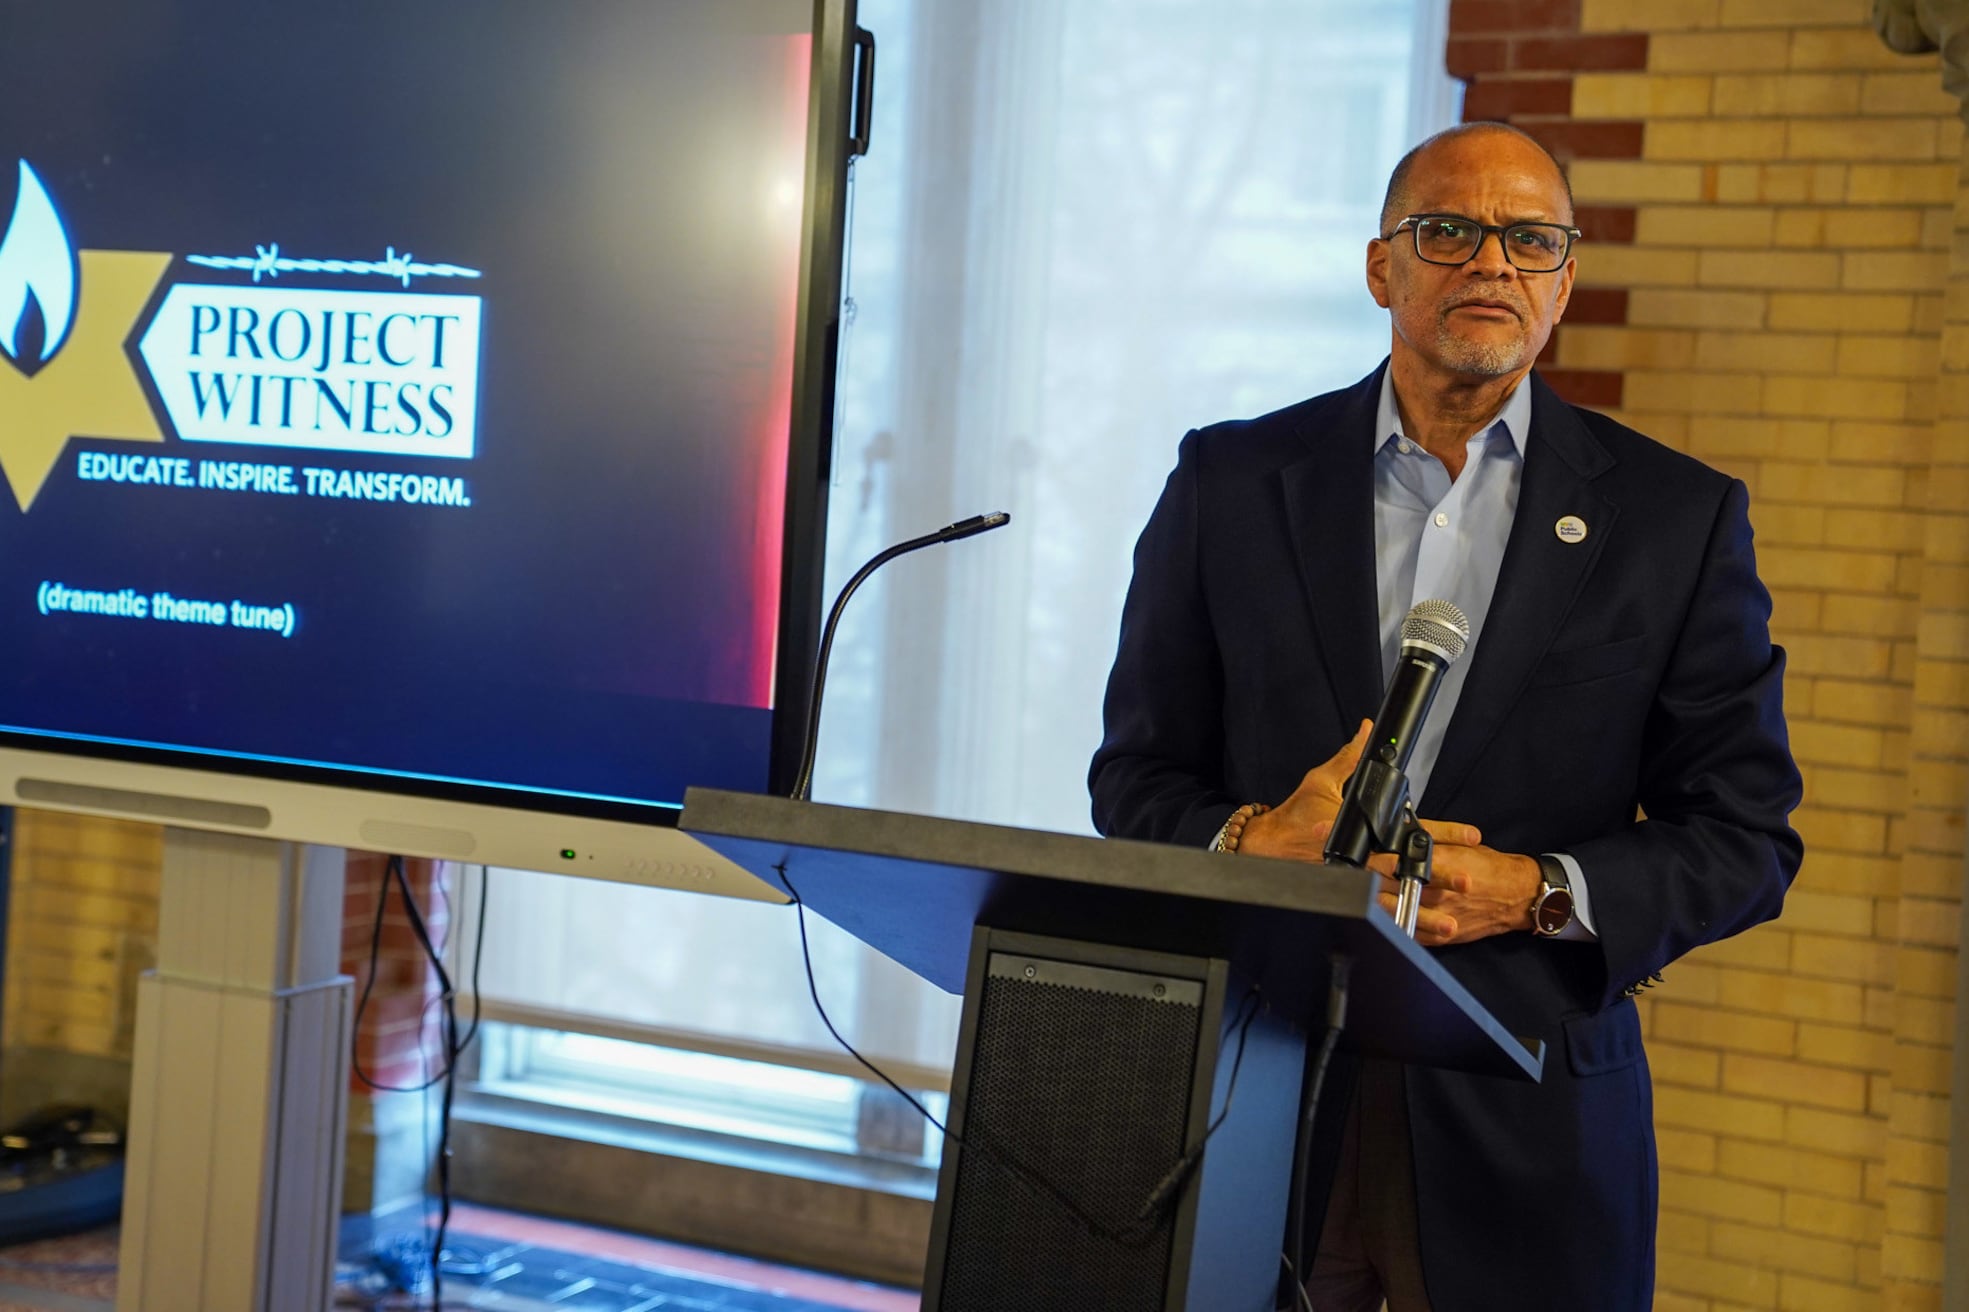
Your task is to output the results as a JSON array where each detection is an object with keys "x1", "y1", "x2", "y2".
[
  {"x1": 1398, "y1": 440, "x2": 1414, "y2": 455},
  {"x1": 1434, "y1": 512, "x2": 1449, "y2": 527}
]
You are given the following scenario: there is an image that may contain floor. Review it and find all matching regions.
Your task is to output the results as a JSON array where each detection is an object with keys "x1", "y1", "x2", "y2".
[
  {"x1": 0, "y1": 1225, "x2": 114, "y2": 1312},
  {"x1": 0, "y1": 1203, "x2": 919, "y2": 1312}
]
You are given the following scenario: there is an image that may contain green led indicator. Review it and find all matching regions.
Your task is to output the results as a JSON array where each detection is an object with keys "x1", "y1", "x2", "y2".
[{"x1": 560, "y1": 848, "x2": 577, "y2": 860}]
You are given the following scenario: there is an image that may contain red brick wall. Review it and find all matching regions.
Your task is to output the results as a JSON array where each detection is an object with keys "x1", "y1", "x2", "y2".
[
  {"x1": 343, "y1": 853, "x2": 452, "y2": 1091},
  {"x1": 1447, "y1": 0, "x2": 1639, "y2": 411}
]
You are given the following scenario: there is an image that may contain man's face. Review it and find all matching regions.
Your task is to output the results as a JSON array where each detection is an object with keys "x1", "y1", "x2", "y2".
[{"x1": 1365, "y1": 132, "x2": 1576, "y2": 381}]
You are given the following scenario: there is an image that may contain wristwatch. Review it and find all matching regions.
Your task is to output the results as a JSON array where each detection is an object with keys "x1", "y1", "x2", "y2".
[{"x1": 1530, "y1": 854, "x2": 1574, "y2": 937}]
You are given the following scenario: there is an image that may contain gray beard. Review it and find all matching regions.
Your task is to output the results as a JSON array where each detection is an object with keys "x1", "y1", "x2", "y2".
[{"x1": 1432, "y1": 324, "x2": 1527, "y2": 376}]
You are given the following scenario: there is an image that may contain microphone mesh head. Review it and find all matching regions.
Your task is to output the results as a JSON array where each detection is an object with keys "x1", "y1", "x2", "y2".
[{"x1": 1402, "y1": 599, "x2": 1471, "y2": 664}]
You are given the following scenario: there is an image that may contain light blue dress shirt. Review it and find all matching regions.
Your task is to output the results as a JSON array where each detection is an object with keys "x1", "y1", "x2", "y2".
[{"x1": 1372, "y1": 368, "x2": 1597, "y2": 939}]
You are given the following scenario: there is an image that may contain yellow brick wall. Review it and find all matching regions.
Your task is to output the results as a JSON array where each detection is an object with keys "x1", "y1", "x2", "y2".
[
  {"x1": 0, "y1": 812, "x2": 438, "y2": 1218},
  {"x1": 1, "y1": 809, "x2": 161, "y2": 1060},
  {"x1": 1564, "y1": 2, "x2": 1965, "y2": 1307}
]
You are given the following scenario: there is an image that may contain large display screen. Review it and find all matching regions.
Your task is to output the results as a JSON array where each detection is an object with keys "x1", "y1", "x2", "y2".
[{"x1": 0, "y1": 0, "x2": 835, "y2": 826}]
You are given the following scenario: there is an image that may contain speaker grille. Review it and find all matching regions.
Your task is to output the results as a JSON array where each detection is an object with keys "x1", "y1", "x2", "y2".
[{"x1": 937, "y1": 956, "x2": 1203, "y2": 1312}]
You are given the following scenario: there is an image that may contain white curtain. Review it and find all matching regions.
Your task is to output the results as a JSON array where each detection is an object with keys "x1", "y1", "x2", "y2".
[{"x1": 477, "y1": 0, "x2": 1461, "y2": 1082}]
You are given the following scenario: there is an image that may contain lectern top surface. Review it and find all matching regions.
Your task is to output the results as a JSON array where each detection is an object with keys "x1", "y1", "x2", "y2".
[{"x1": 680, "y1": 789, "x2": 1543, "y2": 1082}]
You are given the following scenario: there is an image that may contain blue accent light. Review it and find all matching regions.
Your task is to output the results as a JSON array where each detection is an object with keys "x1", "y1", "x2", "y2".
[{"x1": 0, "y1": 723, "x2": 685, "y2": 814}]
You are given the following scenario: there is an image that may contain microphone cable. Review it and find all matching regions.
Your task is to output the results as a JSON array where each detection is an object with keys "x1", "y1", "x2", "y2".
[
  {"x1": 778, "y1": 862, "x2": 1262, "y2": 1251},
  {"x1": 349, "y1": 856, "x2": 492, "y2": 1310},
  {"x1": 1281, "y1": 952, "x2": 1351, "y2": 1309},
  {"x1": 784, "y1": 510, "x2": 1275, "y2": 1247}
]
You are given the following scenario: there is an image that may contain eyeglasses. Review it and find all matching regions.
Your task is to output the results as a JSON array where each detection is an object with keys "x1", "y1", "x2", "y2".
[{"x1": 1383, "y1": 213, "x2": 1581, "y2": 273}]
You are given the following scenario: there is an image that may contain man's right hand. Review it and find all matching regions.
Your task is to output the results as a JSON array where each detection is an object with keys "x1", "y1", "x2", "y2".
[{"x1": 1236, "y1": 719, "x2": 1481, "y2": 864}]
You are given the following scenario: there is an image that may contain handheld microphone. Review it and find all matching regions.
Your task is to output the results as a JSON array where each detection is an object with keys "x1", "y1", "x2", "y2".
[
  {"x1": 1323, "y1": 599, "x2": 1471, "y2": 867},
  {"x1": 789, "y1": 511, "x2": 1012, "y2": 801}
]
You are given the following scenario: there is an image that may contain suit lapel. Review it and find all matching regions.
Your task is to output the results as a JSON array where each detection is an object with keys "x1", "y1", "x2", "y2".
[
  {"x1": 1279, "y1": 367, "x2": 1385, "y2": 731},
  {"x1": 1423, "y1": 373, "x2": 1619, "y2": 812}
]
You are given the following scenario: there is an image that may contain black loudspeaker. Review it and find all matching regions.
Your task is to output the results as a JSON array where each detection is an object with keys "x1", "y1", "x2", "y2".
[{"x1": 922, "y1": 928, "x2": 1304, "y2": 1312}]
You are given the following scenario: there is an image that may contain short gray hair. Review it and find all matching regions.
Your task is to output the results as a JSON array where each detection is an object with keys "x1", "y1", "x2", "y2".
[{"x1": 1378, "y1": 121, "x2": 1575, "y2": 235}]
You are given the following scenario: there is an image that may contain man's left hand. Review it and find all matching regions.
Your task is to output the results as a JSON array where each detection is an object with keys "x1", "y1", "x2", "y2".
[{"x1": 1376, "y1": 842, "x2": 1542, "y2": 947}]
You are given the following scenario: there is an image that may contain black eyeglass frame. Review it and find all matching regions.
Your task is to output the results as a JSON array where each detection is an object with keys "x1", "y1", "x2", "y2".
[{"x1": 1381, "y1": 213, "x2": 1582, "y2": 272}]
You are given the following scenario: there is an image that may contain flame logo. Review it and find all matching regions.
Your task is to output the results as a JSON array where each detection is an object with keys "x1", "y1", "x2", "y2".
[{"x1": 0, "y1": 161, "x2": 78, "y2": 375}]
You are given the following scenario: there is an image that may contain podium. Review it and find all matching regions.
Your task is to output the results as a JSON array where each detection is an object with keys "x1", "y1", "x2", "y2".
[{"x1": 680, "y1": 788, "x2": 1540, "y2": 1312}]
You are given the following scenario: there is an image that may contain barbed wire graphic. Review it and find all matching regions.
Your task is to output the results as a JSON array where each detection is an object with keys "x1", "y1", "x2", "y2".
[{"x1": 185, "y1": 244, "x2": 481, "y2": 287}]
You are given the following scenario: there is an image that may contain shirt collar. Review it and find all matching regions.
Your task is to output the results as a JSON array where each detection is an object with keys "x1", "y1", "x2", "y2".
[{"x1": 1374, "y1": 363, "x2": 1532, "y2": 461}]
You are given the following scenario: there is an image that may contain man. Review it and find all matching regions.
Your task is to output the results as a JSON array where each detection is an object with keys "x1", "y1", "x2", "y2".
[{"x1": 1089, "y1": 122, "x2": 1802, "y2": 1310}]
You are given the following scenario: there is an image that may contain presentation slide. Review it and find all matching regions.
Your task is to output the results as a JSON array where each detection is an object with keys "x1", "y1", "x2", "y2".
[{"x1": 0, "y1": 0, "x2": 814, "y2": 809}]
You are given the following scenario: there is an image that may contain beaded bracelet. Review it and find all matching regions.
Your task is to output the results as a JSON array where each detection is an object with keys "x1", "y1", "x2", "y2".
[{"x1": 1212, "y1": 802, "x2": 1271, "y2": 854}]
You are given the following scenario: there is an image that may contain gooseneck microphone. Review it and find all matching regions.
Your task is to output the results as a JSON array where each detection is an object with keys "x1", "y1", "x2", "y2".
[
  {"x1": 1323, "y1": 599, "x2": 1472, "y2": 868},
  {"x1": 790, "y1": 512, "x2": 1011, "y2": 801}
]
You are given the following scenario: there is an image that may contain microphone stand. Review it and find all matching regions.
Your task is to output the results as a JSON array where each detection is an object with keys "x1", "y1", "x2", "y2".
[
  {"x1": 1390, "y1": 804, "x2": 1434, "y2": 938},
  {"x1": 1325, "y1": 748, "x2": 1433, "y2": 939},
  {"x1": 1286, "y1": 602, "x2": 1464, "y2": 1307},
  {"x1": 1282, "y1": 764, "x2": 1434, "y2": 1308}
]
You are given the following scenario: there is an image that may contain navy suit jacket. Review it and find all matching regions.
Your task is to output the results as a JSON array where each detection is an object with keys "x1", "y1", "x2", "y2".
[{"x1": 1089, "y1": 365, "x2": 1803, "y2": 1311}]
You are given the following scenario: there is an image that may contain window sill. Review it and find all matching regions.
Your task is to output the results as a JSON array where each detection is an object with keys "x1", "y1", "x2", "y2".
[
  {"x1": 458, "y1": 1085, "x2": 939, "y2": 1199},
  {"x1": 447, "y1": 1087, "x2": 936, "y2": 1288}
]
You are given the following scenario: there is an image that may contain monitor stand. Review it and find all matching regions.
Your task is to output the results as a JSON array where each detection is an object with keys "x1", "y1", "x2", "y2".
[{"x1": 116, "y1": 828, "x2": 351, "y2": 1312}]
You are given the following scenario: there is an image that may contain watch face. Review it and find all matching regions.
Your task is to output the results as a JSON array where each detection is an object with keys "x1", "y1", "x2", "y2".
[{"x1": 1534, "y1": 887, "x2": 1575, "y2": 936}]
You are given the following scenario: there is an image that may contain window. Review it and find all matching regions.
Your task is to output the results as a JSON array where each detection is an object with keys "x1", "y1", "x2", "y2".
[
  {"x1": 472, "y1": 0, "x2": 1459, "y2": 1165},
  {"x1": 475, "y1": 1025, "x2": 946, "y2": 1169}
]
